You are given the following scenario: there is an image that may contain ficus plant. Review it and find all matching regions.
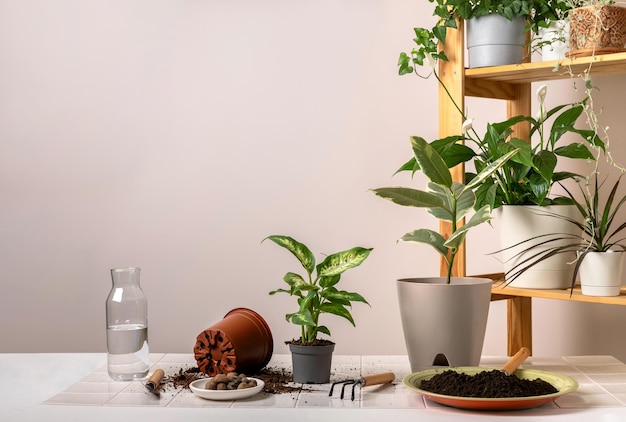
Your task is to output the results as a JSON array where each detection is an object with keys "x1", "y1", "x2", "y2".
[
  {"x1": 263, "y1": 235, "x2": 372, "y2": 344},
  {"x1": 373, "y1": 136, "x2": 518, "y2": 283}
]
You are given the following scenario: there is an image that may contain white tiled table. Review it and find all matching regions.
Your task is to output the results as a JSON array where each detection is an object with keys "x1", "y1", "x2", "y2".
[{"x1": 4, "y1": 353, "x2": 626, "y2": 421}]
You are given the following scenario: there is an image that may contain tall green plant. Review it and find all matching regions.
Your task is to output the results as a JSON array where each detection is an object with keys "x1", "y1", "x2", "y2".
[
  {"x1": 373, "y1": 136, "x2": 518, "y2": 283},
  {"x1": 264, "y1": 235, "x2": 372, "y2": 344},
  {"x1": 398, "y1": 86, "x2": 604, "y2": 209}
]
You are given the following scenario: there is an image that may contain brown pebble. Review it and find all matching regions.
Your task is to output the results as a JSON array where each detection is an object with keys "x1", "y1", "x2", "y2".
[{"x1": 213, "y1": 374, "x2": 228, "y2": 383}]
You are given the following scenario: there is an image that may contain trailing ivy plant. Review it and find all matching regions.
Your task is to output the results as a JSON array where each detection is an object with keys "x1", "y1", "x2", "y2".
[
  {"x1": 398, "y1": 0, "x2": 567, "y2": 72},
  {"x1": 263, "y1": 235, "x2": 372, "y2": 344}
]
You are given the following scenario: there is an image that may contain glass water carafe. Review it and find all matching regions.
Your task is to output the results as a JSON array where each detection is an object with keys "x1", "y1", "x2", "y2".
[{"x1": 106, "y1": 267, "x2": 149, "y2": 380}]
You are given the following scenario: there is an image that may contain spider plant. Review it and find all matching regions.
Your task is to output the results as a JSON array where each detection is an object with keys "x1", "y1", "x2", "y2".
[{"x1": 503, "y1": 174, "x2": 626, "y2": 290}]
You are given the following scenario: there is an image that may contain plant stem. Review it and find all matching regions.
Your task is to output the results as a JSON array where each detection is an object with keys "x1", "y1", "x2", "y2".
[{"x1": 433, "y1": 69, "x2": 466, "y2": 120}]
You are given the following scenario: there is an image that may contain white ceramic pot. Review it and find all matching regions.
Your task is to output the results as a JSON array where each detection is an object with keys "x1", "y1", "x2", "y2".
[
  {"x1": 579, "y1": 251, "x2": 625, "y2": 296},
  {"x1": 466, "y1": 14, "x2": 525, "y2": 68},
  {"x1": 539, "y1": 20, "x2": 570, "y2": 61},
  {"x1": 396, "y1": 277, "x2": 492, "y2": 372},
  {"x1": 496, "y1": 205, "x2": 580, "y2": 289}
]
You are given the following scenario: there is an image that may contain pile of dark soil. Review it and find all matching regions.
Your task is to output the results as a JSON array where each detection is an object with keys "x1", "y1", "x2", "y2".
[
  {"x1": 163, "y1": 367, "x2": 204, "y2": 391},
  {"x1": 286, "y1": 338, "x2": 334, "y2": 347},
  {"x1": 161, "y1": 366, "x2": 302, "y2": 395},
  {"x1": 252, "y1": 367, "x2": 304, "y2": 394},
  {"x1": 419, "y1": 370, "x2": 558, "y2": 398}
]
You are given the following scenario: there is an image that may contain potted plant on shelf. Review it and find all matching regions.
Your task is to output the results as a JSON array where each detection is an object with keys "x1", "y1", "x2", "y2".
[
  {"x1": 372, "y1": 136, "x2": 517, "y2": 372},
  {"x1": 398, "y1": 85, "x2": 604, "y2": 289},
  {"x1": 263, "y1": 235, "x2": 372, "y2": 383},
  {"x1": 568, "y1": 0, "x2": 626, "y2": 58},
  {"x1": 504, "y1": 174, "x2": 626, "y2": 296},
  {"x1": 399, "y1": 0, "x2": 567, "y2": 70},
  {"x1": 536, "y1": 1, "x2": 572, "y2": 60}
]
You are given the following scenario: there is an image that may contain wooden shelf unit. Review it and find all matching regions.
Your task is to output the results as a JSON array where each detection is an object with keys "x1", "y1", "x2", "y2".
[{"x1": 438, "y1": 22, "x2": 626, "y2": 356}]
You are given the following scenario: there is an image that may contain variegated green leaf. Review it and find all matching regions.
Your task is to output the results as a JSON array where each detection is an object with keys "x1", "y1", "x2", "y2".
[
  {"x1": 372, "y1": 187, "x2": 445, "y2": 209},
  {"x1": 400, "y1": 229, "x2": 449, "y2": 257},
  {"x1": 426, "y1": 182, "x2": 454, "y2": 221},
  {"x1": 264, "y1": 235, "x2": 316, "y2": 274},
  {"x1": 290, "y1": 309, "x2": 315, "y2": 326},
  {"x1": 445, "y1": 205, "x2": 492, "y2": 250},
  {"x1": 466, "y1": 149, "x2": 519, "y2": 191},
  {"x1": 323, "y1": 290, "x2": 369, "y2": 305},
  {"x1": 282, "y1": 272, "x2": 310, "y2": 295},
  {"x1": 317, "y1": 247, "x2": 372, "y2": 277},
  {"x1": 319, "y1": 302, "x2": 355, "y2": 326},
  {"x1": 410, "y1": 136, "x2": 452, "y2": 188},
  {"x1": 317, "y1": 325, "x2": 331, "y2": 336}
]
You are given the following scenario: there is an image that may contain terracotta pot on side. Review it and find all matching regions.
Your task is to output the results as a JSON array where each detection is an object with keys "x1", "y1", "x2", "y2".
[{"x1": 194, "y1": 308, "x2": 274, "y2": 376}]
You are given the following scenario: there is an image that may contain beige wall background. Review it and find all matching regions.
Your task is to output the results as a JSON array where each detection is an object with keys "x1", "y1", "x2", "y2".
[{"x1": 2, "y1": 0, "x2": 626, "y2": 360}]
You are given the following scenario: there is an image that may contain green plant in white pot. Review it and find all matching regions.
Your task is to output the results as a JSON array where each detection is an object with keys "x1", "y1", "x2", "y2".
[
  {"x1": 398, "y1": 85, "x2": 604, "y2": 290},
  {"x1": 504, "y1": 175, "x2": 626, "y2": 296},
  {"x1": 399, "y1": 0, "x2": 566, "y2": 70},
  {"x1": 372, "y1": 136, "x2": 517, "y2": 371},
  {"x1": 263, "y1": 235, "x2": 372, "y2": 383}
]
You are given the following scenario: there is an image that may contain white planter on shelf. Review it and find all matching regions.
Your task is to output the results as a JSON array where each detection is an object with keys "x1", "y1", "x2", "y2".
[
  {"x1": 579, "y1": 251, "x2": 625, "y2": 297},
  {"x1": 538, "y1": 20, "x2": 570, "y2": 61},
  {"x1": 496, "y1": 205, "x2": 581, "y2": 289},
  {"x1": 466, "y1": 14, "x2": 525, "y2": 68}
]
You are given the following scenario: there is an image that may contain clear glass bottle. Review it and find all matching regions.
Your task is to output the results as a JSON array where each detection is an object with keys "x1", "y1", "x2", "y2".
[{"x1": 106, "y1": 267, "x2": 149, "y2": 380}]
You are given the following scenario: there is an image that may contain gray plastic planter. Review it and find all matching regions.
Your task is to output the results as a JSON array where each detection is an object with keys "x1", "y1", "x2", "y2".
[
  {"x1": 289, "y1": 342, "x2": 335, "y2": 383},
  {"x1": 397, "y1": 277, "x2": 492, "y2": 372},
  {"x1": 466, "y1": 14, "x2": 525, "y2": 68}
]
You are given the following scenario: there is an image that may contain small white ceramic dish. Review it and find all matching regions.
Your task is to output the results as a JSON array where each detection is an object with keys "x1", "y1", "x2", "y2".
[{"x1": 189, "y1": 377, "x2": 265, "y2": 401}]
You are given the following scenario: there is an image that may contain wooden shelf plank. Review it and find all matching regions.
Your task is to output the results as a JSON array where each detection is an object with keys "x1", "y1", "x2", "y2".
[
  {"x1": 491, "y1": 282, "x2": 626, "y2": 305},
  {"x1": 465, "y1": 52, "x2": 626, "y2": 85}
]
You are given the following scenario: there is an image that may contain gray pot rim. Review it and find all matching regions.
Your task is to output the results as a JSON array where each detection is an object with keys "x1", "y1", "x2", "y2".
[{"x1": 397, "y1": 277, "x2": 493, "y2": 286}]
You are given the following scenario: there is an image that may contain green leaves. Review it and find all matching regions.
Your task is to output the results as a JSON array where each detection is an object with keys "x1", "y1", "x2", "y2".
[
  {"x1": 462, "y1": 99, "x2": 602, "y2": 208},
  {"x1": 411, "y1": 136, "x2": 452, "y2": 187},
  {"x1": 398, "y1": 0, "x2": 546, "y2": 73},
  {"x1": 264, "y1": 235, "x2": 315, "y2": 275},
  {"x1": 317, "y1": 247, "x2": 373, "y2": 277},
  {"x1": 264, "y1": 236, "x2": 372, "y2": 344},
  {"x1": 373, "y1": 134, "x2": 517, "y2": 282},
  {"x1": 504, "y1": 176, "x2": 626, "y2": 288}
]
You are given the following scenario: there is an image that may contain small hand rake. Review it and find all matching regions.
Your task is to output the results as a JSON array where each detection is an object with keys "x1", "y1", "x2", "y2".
[{"x1": 329, "y1": 372, "x2": 395, "y2": 401}]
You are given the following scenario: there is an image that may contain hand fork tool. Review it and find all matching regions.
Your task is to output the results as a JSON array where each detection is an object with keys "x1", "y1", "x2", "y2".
[{"x1": 329, "y1": 372, "x2": 395, "y2": 401}]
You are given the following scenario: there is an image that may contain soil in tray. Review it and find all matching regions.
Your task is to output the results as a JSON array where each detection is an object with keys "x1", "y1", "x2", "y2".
[{"x1": 419, "y1": 369, "x2": 558, "y2": 398}]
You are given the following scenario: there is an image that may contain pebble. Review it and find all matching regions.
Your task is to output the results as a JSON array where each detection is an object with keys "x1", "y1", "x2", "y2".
[{"x1": 205, "y1": 372, "x2": 258, "y2": 391}]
